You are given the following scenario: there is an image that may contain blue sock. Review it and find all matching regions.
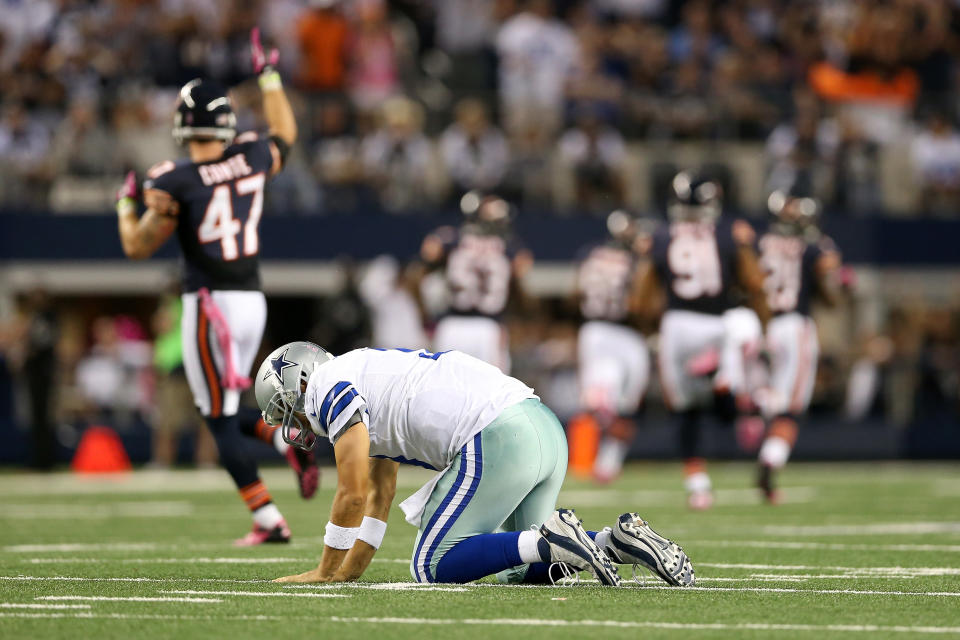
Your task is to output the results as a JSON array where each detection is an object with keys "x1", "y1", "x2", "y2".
[
  {"x1": 501, "y1": 531, "x2": 604, "y2": 585},
  {"x1": 434, "y1": 532, "x2": 525, "y2": 583}
]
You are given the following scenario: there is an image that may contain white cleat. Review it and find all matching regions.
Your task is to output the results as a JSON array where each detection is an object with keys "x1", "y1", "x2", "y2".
[
  {"x1": 538, "y1": 509, "x2": 621, "y2": 586},
  {"x1": 604, "y1": 513, "x2": 695, "y2": 587}
]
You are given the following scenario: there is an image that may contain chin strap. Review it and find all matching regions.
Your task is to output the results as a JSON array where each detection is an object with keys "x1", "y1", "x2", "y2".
[{"x1": 198, "y1": 287, "x2": 251, "y2": 390}]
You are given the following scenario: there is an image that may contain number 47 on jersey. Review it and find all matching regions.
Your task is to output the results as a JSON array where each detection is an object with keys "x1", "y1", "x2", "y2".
[{"x1": 198, "y1": 173, "x2": 266, "y2": 261}]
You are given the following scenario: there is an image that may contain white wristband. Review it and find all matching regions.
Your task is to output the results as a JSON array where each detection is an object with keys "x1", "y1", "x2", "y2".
[
  {"x1": 357, "y1": 516, "x2": 387, "y2": 550},
  {"x1": 324, "y1": 522, "x2": 359, "y2": 550}
]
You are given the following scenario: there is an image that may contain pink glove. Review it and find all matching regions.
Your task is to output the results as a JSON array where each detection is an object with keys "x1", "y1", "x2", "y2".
[
  {"x1": 250, "y1": 27, "x2": 279, "y2": 74},
  {"x1": 115, "y1": 170, "x2": 138, "y2": 215},
  {"x1": 116, "y1": 170, "x2": 137, "y2": 203}
]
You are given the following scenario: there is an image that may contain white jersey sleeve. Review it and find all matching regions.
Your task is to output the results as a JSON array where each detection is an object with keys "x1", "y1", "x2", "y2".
[{"x1": 306, "y1": 380, "x2": 370, "y2": 443}]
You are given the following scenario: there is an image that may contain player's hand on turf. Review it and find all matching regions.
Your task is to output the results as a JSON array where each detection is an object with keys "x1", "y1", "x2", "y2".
[
  {"x1": 272, "y1": 568, "x2": 330, "y2": 584},
  {"x1": 250, "y1": 27, "x2": 279, "y2": 74}
]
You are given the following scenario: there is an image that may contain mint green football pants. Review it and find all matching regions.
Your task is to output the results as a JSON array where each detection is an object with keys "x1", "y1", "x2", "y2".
[{"x1": 409, "y1": 399, "x2": 568, "y2": 583}]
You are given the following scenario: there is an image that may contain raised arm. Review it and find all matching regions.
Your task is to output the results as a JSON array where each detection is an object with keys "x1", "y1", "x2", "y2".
[
  {"x1": 251, "y1": 27, "x2": 296, "y2": 174},
  {"x1": 116, "y1": 171, "x2": 177, "y2": 260}
]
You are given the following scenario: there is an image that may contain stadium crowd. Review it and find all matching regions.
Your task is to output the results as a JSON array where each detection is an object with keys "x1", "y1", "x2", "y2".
[{"x1": 2, "y1": 0, "x2": 960, "y2": 215}]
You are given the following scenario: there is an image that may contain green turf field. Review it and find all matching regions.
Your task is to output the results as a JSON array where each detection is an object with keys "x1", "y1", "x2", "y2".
[{"x1": 1, "y1": 462, "x2": 958, "y2": 639}]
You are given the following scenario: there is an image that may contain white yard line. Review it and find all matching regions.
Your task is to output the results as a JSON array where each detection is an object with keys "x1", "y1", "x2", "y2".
[
  {"x1": 761, "y1": 522, "x2": 960, "y2": 536},
  {"x1": 560, "y1": 487, "x2": 817, "y2": 507},
  {"x1": 0, "y1": 467, "x2": 432, "y2": 495},
  {"x1": 21, "y1": 556, "x2": 412, "y2": 565},
  {"x1": 0, "y1": 612, "x2": 286, "y2": 621},
  {"x1": 630, "y1": 585, "x2": 960, "y2": 597},
  {"x1": 0, "y1": 603, "x2": 91, "y2": 609},
  {"x1": 0, "y1": 576, "x2": 265, "y2": 584},
  {"x1": 36, "y1": 595, "x2": 222, "y2": 603},
  {"x1": 699, "y1": 563, "x2": 960, "y2": 575},
  {"x1": 25, "y1": 557, "x2": 304, "y2": 565},
  {"x1": 690, "y1": 540, "x2": 960, "y2": 552},
  {"x1": 282, "y1": 583, "x2": 469, "y2": 592},
  {"x1": 0, "y1": 612, "x2": 956, "y2": 634},
  {"x1": 4, "y1": 502, "x2": 194, "y2": 519},
  {"x1": 329, "y1": 616, "x2": 960, "y2": 634},
  {"x1": 161, "y1": 590, "x2": 350, "y2": 599},
  {"x1": 4, "y1": 543, "x2": 160, "y2": 553}
]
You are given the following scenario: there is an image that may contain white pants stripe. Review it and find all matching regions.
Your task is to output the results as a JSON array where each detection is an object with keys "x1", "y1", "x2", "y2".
[
  {"x1": 181, "y1": 290, "x2": 266, "y2": 418},
  {"x1": 413, "y1": 435, "x2": 481, "y2": 583}
]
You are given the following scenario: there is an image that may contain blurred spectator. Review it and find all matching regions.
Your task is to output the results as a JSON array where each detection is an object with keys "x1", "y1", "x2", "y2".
[
  {"x1": 347, "y1": 0, "x2": 401, "y2": 113},
  {"x1": 296, "y1": 0, "x2": 349, "y2": 93},
  {"x1": 358, "y1": 255, "x2": 428, "y2": 350},
  {"x1": 565, "y1": 39, "x2": 625, "y2": 123},
  {"x1": 149, "y1": 293, "x2": 217, "y2": 469},
  {"x1": 765, "y1": 91, "x2": 840, "y2": 203},
  {"x1": 432, "y1": 0, "x2": 497, "y2": 94},
  {"x1": 910, "y1": 109, "x2": 960, "y2": 217},
  {"x1": 556, "y1": 108, "x2": 626, "y2": 213},
  {"x1": 75, "y1": 316, "x2": 151, "y2": 422},
  {"x1": 0, "y1": 102, "x2": 52, "y2": 207},
  {"x1": 3, "y1": 288, "x2": 59, "y2": 469},
  {"x1": 50, "y1": 98, "x2": 115, "y2": 178},
  {"x1": 440, "y1": 98, "x2": 509, "y2": 196},
  {"x1": 361, "y1": 96, "x2": 435, "y2": 212},
  {"x1": 495, "y1": 0, "x2": 579, "y2": 136},
  {"x1": 668, "y1": 0, "x2": 724, "y2": 65},
  {"x1": 312, "y1": 99, "x2": 370, "y2": 212}
]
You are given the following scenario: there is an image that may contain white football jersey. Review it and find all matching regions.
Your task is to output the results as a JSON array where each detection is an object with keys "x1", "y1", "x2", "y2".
[{"x1": 303, "y1": 348, "x2": 537, "y2": 471}]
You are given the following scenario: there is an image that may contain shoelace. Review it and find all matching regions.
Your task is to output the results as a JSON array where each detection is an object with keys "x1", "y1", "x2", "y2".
[{"x1": 548, "y1": 562, "x2": 580, "y2": 587}]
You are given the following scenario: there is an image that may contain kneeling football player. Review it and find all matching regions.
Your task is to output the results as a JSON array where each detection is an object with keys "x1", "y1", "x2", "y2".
[{"x1": 255, "y1": 343, "x2": 695, "y2": 586}]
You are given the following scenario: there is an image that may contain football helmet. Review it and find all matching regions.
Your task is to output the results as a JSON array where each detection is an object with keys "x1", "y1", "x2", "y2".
[
  {"x1": 668, "y1": 171, "x2": 722, "y2": 222},
  {"x1": 460, "y1": 191, "x2": 514, "y2": 236},
  {"x1": 767, "y1": 185, "x2": 820, "y2": 238},
  {"x1": 254, "y1": 341, "x2": 334, "y2": 450},
  {"x1": 172, "y1": 78, "x2": 237, "y2": 145}
]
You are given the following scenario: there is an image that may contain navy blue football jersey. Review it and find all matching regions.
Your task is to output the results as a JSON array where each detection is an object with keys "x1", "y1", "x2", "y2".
[
  {"x1": 577, "y1": 242, "x2": 636, "y2": 323},
  {"x1": 438, "y1": 226, "x2": 518, "y2": 318},
  {"x1": 759, "y1": 233, "x2": 826, "y2": 317},
  {"x1": 652, "y1": 218, "x2": 741, "y2": 315},
  {"x1": 143, "y1": 133, "x2": 275, "y2": 292}
]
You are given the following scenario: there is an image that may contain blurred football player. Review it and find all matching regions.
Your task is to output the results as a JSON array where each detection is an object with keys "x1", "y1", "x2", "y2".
[
  {"x1": 419, "y1": 192, "x2": 532, "y2": 373},
  {"x1": 570, "y1": 210, "x2": 653, "y2": 483},
  {"x1": 115, "y1": 29, "x2": 316, "y2": 545},
  {"x1": 634, "y1": 171, "x2": 769, "y2": 509},
  {"x1": 255, "y1": 342, "x2": 695, "y2": 587},
  {"x1": 755, "y1": 187, "x2": 844, "y2": 502}
]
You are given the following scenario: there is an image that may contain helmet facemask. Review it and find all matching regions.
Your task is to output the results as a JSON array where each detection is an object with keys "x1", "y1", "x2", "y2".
[
  {"x1": 255, "y1": 341, "x2": 333, "y2": 451},
  {"x1": 262, "y1": 372, "x2": 318, "y2": 451}
]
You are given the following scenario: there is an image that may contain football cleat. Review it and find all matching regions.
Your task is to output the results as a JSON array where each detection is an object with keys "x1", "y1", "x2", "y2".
[
  {"x1": 538, "y1": 509, "x2": 620, "y2": 586},
  {"x1": 285, "y1": 443, "x2": 319, "y2": 499},
  {"x1": 757, "y1": 463, "x2": 780, "y2": 505},
  {"x1": 234, "y1": 519, "x2": 291, "y2": 547},
  {"x1": 605, "y1": 513, "x2": 695, "y2": 587},
  {"x1": 687, "y1": 490, "x2": 714, "y2": 511}
]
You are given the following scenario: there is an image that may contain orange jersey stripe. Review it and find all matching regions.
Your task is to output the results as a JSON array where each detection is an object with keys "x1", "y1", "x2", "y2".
[{"x1": 197, "y1": 310, "x2": 222, "y2": 417}]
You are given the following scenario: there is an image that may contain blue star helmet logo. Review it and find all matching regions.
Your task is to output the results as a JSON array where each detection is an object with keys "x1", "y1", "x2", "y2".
[{"x1": 264, "y1": 348, "x2": 297, "y2": 384}]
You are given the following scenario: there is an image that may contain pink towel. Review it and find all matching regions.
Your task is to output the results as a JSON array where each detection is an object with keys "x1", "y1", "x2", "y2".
[{"x1": 198, "y1": 288, "x2": 252, "y2": 391}]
